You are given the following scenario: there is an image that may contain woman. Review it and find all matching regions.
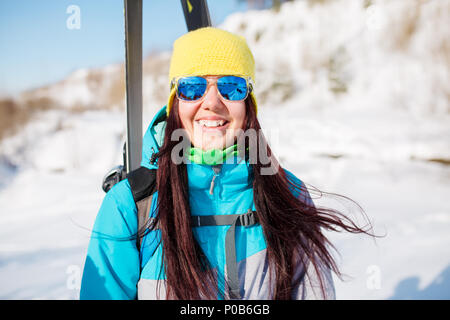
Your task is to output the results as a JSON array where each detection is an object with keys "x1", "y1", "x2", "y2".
[{"x1": 80, "y1": 27, "x2": 372, "y2": 300}]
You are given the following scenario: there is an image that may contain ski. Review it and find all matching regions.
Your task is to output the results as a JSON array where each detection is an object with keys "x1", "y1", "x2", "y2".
[
  {"x1": 180, "y1": 0, "x2": 212, "y2": 31},
  {"x1": 124, "y1": 0, "x2": 143, "y2": 174},
  {"x1": 103, "y1": 0, "x2": 212, "y2": 193}
]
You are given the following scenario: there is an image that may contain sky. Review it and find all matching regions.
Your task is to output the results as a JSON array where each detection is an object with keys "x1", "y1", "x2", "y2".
[{"x1": 0, "y1": 0, "x2": 252, "y2": 96}]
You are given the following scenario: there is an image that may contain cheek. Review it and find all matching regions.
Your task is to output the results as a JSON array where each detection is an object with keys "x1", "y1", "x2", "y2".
[
  {"x1": 177, "y1": 101, "x2": 198, "y2": 130},
  {"x1": 230, "y1": 103, "x2": 247, "y2": 129}
]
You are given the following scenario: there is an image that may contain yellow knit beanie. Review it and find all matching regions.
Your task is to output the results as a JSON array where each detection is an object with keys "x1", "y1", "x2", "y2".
[{"x1": 166, "y1": 27, "x2": 257, "y2": 115}]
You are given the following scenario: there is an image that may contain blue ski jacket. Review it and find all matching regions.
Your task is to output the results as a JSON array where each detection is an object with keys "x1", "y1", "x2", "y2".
[{"x1": 80, "y1": 106, "x2": 335, "y2": 300}]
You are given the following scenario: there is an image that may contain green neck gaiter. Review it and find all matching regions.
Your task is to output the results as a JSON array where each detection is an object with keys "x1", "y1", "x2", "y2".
[{"x1": 188, "y1": 144, "x2": 239, "y2": 166}]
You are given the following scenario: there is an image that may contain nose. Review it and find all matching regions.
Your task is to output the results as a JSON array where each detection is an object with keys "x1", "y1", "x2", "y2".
[{"x1": 200, "y1": 83, "x2": 225, "y2": 111}]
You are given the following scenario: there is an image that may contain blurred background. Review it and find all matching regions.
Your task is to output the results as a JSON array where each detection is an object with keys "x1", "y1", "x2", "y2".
[{"x1": 0, "y1": 0, "x2": 449, "y2": 299}]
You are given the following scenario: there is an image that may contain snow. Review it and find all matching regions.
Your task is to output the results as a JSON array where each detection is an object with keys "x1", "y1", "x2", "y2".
[
  {"x1": 0, "y1": 0, "x2": 449, "y2": 299},
  {"x1": 0, "y1": 110, "x2": 123, "y2": 299}
]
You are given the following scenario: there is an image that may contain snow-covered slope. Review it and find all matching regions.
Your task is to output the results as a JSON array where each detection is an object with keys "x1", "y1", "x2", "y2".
[
  {"x1": 0, "y1": 0, "x2": 449, "y2": 299},
  {"x1": 15, "y1": 52, "x2": 171, "y2": 114},
  {"x1": 222, "y1": 0, "x2": 449, "y2": 116}
]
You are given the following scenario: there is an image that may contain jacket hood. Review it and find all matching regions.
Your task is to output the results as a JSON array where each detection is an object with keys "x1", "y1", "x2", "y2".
[{"x1": 141, "y1": 105, "x2": 168, "y2": 170}]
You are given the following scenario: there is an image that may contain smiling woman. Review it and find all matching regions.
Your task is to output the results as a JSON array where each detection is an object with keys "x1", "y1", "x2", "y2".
[{"x1": 80, "y1": 27, "x2": 374, "y2": 300}]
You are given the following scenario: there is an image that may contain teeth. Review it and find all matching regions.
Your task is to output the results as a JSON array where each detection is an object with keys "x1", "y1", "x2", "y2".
[{"x1": 198, "y1": 120, "x2": 226, "y2": 127}]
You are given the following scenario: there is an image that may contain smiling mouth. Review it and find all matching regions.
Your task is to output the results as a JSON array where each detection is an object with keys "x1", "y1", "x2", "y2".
[{"x1": 195, "y1": 119, "x2": 230, "y2": 129}]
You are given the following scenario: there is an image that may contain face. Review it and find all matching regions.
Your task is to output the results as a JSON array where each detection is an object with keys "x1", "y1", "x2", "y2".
[{"x1": 177, "y1": 75, "x2": 247, "y2": 151}]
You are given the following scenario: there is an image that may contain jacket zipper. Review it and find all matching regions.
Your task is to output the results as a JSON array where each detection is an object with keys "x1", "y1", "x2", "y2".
[{"x1": 209, "y1": 164, "x2": 222, "y2": 195}]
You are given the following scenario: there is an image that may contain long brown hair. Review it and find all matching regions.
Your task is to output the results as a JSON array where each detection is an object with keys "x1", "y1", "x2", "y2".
[{"x1": 150, "y1": 97, "x2": 375, "y2": 299}]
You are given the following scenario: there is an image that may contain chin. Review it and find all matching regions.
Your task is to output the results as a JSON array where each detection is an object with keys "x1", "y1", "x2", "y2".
[
  {"x1": 204, "y1": 143, "x2": 226, "y2": 151},
  {"x1": 192, "y1": 140, "x2": 226, "y2": 151}
]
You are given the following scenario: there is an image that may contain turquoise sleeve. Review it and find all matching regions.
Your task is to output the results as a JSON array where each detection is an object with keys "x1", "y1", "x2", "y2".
[{"x1": 80, "y1": 180, "x2": 140, "y2": 300}]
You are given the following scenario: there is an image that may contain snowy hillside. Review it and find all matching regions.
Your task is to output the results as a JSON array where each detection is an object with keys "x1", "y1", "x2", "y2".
[
  {"x1": 13, "y1": 52, "x2": 171, "y2": 114},
  {"x1": 222, "y1": 0, "x2": 449, "y2": 116},
  {"x1": 0, "y1": 0, "x2": 449, "y2": 299}
]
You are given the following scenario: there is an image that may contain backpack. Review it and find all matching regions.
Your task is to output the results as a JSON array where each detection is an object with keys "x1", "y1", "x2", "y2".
[{"x1": 126, "y1": 166, "x2": 158, "y2": 250}]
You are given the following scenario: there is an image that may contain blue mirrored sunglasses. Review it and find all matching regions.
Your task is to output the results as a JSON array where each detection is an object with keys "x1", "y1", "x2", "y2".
[{"x1": 171, "y1": 75, "x2": 253, "y2": 102}]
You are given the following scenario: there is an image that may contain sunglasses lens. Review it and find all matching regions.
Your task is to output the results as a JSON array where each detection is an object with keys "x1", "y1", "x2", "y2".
[
  {"x1": 176, "y1": 76, "x2": 249, "y2": 102},
  {"x1": 177, "y1": 77, "x2": 207, "y2": 101},
  {"x1": 217, "y1": 76, "x2": 248, "y2": 101}
]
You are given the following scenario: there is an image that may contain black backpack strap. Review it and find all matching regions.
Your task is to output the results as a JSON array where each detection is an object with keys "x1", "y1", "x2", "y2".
[
  {"x1": 127, "y1": 166, "x2": 157, "y2": 202},
  {"x1": 127, "y1": 166, "x2": 158, "y2": 251},
  {"x1": 191, "y1": 209, "x2": 259, "y2": 299}
]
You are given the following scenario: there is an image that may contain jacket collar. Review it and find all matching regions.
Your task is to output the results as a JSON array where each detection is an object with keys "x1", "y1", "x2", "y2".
[{"x1": 187, "y1": 155, "x2": 252, "y2": 192}]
